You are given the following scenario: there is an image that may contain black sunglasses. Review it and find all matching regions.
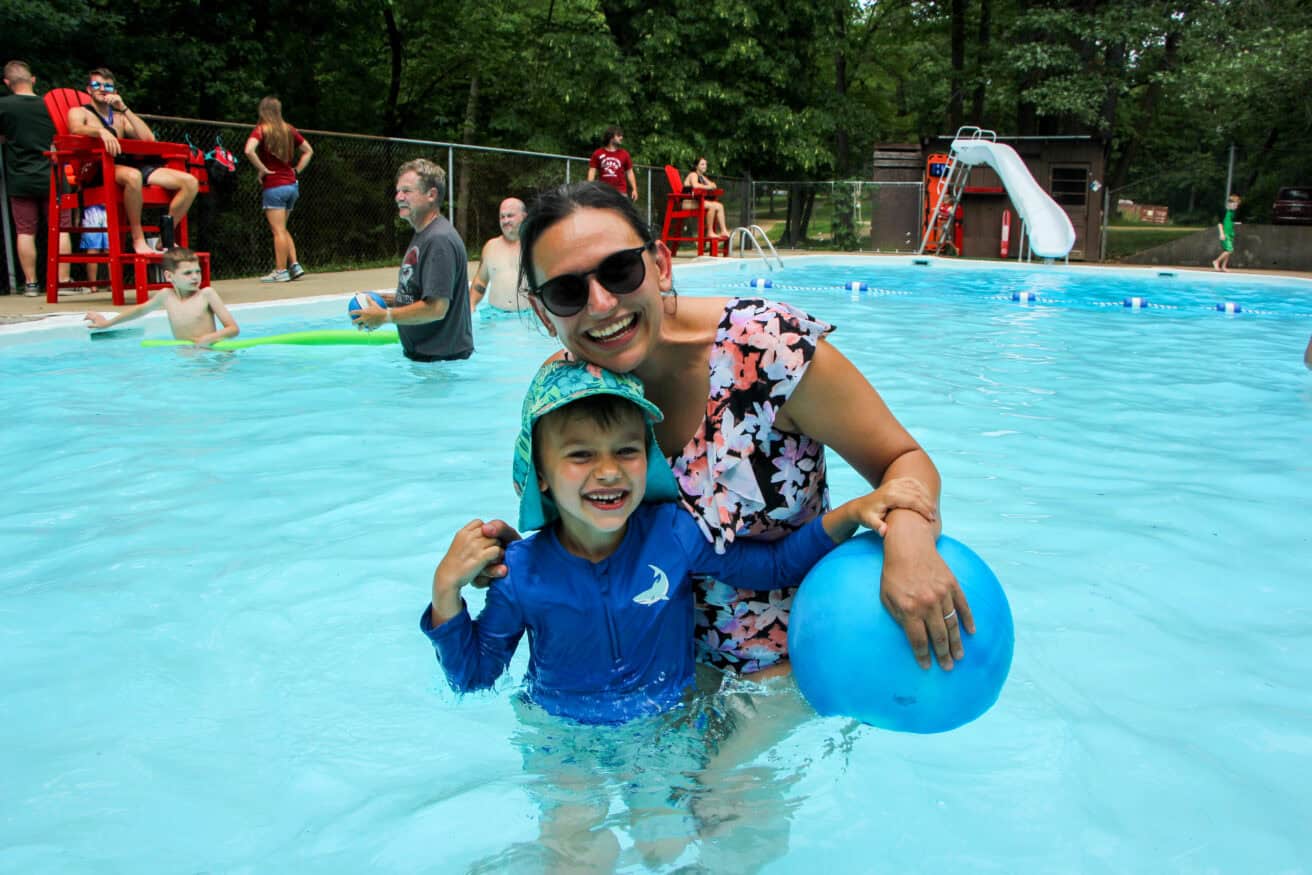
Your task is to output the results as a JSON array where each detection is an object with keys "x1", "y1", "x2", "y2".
[{"x1": 531, "y1": 243, "x2": 653, "y2": 317}]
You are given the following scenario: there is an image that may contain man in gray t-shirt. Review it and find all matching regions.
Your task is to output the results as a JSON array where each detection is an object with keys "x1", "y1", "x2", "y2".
[{"x1": 351, "y1": 159, "x2": 472, "y2": 361}]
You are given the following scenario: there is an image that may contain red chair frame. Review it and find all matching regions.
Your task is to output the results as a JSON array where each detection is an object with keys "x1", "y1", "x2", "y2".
[
  {"x1": 42, "y1": 88, "x2": 210, "y2": 304},
  {"x1": 659, "y1": 165, "x2": 725, "y2": 257}
]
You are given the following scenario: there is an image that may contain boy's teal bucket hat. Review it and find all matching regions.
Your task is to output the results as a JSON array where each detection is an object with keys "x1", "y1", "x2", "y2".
[{"x1": 513, "y1": 360, "x2": 681, "y2": 531}]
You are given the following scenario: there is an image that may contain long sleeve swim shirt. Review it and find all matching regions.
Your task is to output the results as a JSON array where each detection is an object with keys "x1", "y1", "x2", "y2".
[{"x1": 420, "y1": 502, "x2": 835, "y2": 724}]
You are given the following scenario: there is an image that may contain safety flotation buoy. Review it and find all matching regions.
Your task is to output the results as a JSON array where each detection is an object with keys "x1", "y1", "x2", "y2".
[{"x1": 1001, "y1": 210, "x2": 1011, "y2": 258}]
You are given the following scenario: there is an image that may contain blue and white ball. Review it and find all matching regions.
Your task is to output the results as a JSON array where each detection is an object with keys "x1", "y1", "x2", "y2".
[
  {"x1": 348, "y1": 292, "x2": 387, "y2": 321},
  {"x1": 749, "y1": 277, "x2": 773, "y2": 290}
]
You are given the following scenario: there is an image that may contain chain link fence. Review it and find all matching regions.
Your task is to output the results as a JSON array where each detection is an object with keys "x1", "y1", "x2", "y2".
[
  {"x1": 121, "y1": 116, "x2": 752, "y2": 280},
  {"x1": 748, "y1": 180, "x2": 927, "y2": 252}
]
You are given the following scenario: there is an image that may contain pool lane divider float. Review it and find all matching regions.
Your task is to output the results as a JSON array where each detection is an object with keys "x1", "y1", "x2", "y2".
[
  {"x1": 789, "y1": 533, "x2": 1013, "y2": 733},
  {"x1": 733, "y1": 279, "x2": 1302, "y2": 317},
  {"x1": 142, "y1": 329, "x2": 399, "y2": 350}
]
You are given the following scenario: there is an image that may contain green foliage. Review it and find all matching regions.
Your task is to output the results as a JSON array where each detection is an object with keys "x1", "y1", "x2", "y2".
[{"x1": 3, "y1": 0, "x2": 1307, "y2": 238}]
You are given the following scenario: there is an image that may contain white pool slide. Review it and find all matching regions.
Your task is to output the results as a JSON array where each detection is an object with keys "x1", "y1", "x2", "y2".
[{"x1": 950, "y1": 138, "x2": 1077, "y2": 259}]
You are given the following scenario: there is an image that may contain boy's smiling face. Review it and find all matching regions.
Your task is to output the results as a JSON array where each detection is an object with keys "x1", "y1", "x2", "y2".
[{"x1": 535, "y1": 403, "x2": 648, "y2": 559}]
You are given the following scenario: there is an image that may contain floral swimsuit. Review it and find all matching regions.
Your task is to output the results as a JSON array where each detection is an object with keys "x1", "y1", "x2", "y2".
[{"x1": 668, "y1": 298, "x2": 835, "y2": 673}]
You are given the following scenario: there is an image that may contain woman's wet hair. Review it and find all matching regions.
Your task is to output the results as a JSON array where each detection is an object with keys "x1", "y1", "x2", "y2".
[{"x1": 519, "y1": 182, "x2": 654, "y2": 294}]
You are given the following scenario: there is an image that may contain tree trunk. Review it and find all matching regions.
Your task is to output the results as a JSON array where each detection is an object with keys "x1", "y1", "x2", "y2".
[
  {"x1": 1243, "y1": 128, "x2": 1279, "y2": 195},
  {"x1": 833, "y1": 5, "x2": 851, "y2": 175},
  {"x1": 950, "y1": 0, "x2": 966, "y2": 130},
  {"x1": 455, "y1": 74, "x2": 480, "y2": 242},
  {"x1": 970, "y1": 0, "x2": 992, "y2": 124},
  {"x1": 1107, "y1": 30, "x2": 1178, "y2": 191},
  {"x1": 382, "y1": 6, "x2": 403, "y2": 137}
]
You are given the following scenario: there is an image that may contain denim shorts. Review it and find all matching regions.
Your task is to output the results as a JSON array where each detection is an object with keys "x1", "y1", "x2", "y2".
[{"x1": 262, "y1": 182, "x2": 299, "y2": 211}]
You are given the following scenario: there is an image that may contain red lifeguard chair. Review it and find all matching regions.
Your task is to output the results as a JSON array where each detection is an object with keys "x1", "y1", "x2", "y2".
[
  {"x1": 659, "y1": 165, "x2": 726, "y2": 257},
  {"x1": 42, "y1": 88, "x2": 211, "y2": 304}
]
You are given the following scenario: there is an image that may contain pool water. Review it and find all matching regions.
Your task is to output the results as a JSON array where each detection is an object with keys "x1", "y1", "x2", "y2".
[{"x1": 2, "y1": 257, "x2": 1310, "y2": 872}]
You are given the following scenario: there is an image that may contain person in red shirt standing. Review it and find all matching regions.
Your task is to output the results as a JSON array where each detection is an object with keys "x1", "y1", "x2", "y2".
[
  {"x1": 244, "y1": 96, "x2": 313, "y2": 283},
  {"x1": 586, "y1": 126, "x2": 638, "y2": 203}
]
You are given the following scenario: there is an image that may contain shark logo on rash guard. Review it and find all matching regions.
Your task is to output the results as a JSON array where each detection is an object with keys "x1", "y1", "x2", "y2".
[{"x1": 632, "y1": 565, "x2": 670, "y2": 605}]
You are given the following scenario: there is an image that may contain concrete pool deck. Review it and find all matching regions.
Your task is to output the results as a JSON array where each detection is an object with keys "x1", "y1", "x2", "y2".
[{"x1": 3, "y1": 253, "x2": 1308, "y2": 326}]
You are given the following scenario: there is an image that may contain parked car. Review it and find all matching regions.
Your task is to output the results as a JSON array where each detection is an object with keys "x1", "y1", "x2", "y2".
[{"x1": 1272, "y1": 186, "x2": 1312, "y2": 224}]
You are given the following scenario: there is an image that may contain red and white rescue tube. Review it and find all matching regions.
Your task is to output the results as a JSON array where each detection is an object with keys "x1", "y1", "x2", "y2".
[{"x1": 1000, "y1": 210, "x2": 1011, "y2": 258}]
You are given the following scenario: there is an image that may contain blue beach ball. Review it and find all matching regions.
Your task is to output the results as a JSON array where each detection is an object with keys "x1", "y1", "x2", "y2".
[
  {"x1": 348, "y1": 292, "x2": 387, "y2": 318},
  {"x1": 789, "y1": 533, "x2": 1014, "y2": 734},
  {"x1": 846, "y1": 281, "x2": 869, "y2": 292},
  {"x1": 749, "y1": 277, "x2": 773, "y2": 290}
]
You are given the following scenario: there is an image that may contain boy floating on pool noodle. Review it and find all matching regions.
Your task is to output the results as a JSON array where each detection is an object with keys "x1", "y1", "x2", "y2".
[
  {"x1": 420, "y1": 359, "x2": 936, "y2": 725},
  {"x1": 84, "y1": 247, "x2": 238, "y2": 347}
]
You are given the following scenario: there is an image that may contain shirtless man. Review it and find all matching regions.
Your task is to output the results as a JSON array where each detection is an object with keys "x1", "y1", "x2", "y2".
[
  {"x1": 469, "y1": 197, "x2": 528, "y2": 312},
  {"x1": 66, "y1": 68, "x2": 199, "y2": 255},
  {"x1": 84, "y1": 247, "x2": 238, "y2": 346}
]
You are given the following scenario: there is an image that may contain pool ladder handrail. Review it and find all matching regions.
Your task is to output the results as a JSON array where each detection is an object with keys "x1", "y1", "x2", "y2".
[{"x1": 728, "y1": 225, "x2": 783, "y2": 270}]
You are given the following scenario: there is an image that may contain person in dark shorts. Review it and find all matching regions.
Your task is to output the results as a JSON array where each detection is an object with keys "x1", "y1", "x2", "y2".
[
  {"x1": 349, "y1": 159, "x2": 473, "y2": 362},
  {"x1": 0, "y1": 59, "x2": 73, "y2": 295}
]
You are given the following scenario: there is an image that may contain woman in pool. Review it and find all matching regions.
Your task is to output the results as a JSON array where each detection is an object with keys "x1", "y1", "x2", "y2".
[
  {"x1": 682, "y1": 157, "x2": 731, "y2": 239},
  {"x1": 508, "y1": 181, "x2": 972, "y2": 682}
]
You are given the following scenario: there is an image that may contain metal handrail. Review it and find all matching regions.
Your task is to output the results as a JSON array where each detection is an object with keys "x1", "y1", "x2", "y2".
[{"x1": 728, "y1": 225, "x2": 783, "y2": 270}]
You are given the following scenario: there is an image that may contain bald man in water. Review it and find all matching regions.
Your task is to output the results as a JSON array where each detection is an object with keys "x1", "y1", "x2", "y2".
[{"x1": 469, "y1": 197, "x2": 528, "y2": 312}]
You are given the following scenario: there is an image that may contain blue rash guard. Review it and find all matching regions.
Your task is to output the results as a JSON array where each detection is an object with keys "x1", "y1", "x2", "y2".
[{"x1": 420, "y1": 502, "x2": 835, "y2": 725}]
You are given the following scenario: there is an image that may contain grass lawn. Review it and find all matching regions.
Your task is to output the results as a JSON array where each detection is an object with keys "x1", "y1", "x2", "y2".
[{"x1": 1104, "y1": 225, "x2": 1203, "y2": 260}]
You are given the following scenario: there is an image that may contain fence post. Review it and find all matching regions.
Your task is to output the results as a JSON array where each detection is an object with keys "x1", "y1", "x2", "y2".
[
  {"x1": 645, "y1": 167, "x2": 653, "y2": 228},
  {"x1": 743, "y1": 171, "x2": 753, "y2": 229},
  {"x1": 447, "y1": 146, "x2": 455, "y2": 220},
  {"x1": 1100, "y1": 184, "x2": 1110, "y2": 262},
  {"x1": 0, "y1": 152, "x2": 16, "y2": 292},
  {"x1": 565, "y1": 158, "x2": 570, "y2": 184}
]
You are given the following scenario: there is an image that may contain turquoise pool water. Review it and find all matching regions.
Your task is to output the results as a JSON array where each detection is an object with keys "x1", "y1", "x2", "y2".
[{"x1": 2, "y1": 256, "x2": 1310, "y2": 872}]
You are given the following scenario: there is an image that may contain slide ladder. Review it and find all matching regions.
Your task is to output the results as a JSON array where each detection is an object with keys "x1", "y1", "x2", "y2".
[{"x1": 917, "y1": 148, "x2": 973, "y2": 256}]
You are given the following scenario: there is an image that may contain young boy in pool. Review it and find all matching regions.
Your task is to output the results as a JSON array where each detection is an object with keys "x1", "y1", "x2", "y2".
[
  {"x1": 420, "y1": 359, "x2": 935, "y2": 726},
  {"x1": 83, "y1": 247, "x2": 239, "y2": 347}
]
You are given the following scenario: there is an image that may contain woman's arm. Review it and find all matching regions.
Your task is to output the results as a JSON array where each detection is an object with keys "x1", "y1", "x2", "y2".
[
  {"x1": 777, "y1": 339, "x2": 974, "y2": 670},
  {"x1": 243, "y1": 137, "x2": 271, "y2": 178},
  {"x1": 684, "y1": 172, "x2": 714, "y2": 191},
  {"x1": 294, "y1": 139, "x2": 313, "y2": 174}
]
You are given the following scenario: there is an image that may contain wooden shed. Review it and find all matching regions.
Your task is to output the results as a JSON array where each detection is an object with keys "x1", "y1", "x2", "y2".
[{"x1": 871, "y1": 135, "x2": 1107, "y2": 260}]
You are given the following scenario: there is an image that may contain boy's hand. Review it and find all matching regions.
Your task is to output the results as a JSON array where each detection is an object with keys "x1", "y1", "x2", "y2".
[
  {"x1": 84, "y1": 312, "x2": 112, "y2": 329},
  {"x1": 841, "y1": 477, "x2": 938, "y2": 537}
]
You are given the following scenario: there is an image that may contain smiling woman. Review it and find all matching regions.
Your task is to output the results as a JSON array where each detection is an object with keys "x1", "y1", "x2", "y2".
[{"x1": 513, "y1": 182, "x2": 968, "y2": 679}]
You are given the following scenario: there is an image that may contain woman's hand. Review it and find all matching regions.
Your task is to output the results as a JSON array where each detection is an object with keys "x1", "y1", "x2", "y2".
[
  {"x1": 879, "y1": 518, "x2": 974, "y2": 671},
  {"x1": 469, "y1": 519, "x2": 521, "y2": 588}
]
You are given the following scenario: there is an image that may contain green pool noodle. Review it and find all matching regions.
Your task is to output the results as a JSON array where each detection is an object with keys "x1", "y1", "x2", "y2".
[{"x1": 142, "y1": 329, "x2": 400, "y2": 350}]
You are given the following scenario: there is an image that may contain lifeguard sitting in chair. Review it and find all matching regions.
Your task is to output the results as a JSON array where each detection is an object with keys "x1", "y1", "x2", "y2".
[{"x1": 66, "y1": 68, "x2": 198, "y2": 255}]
